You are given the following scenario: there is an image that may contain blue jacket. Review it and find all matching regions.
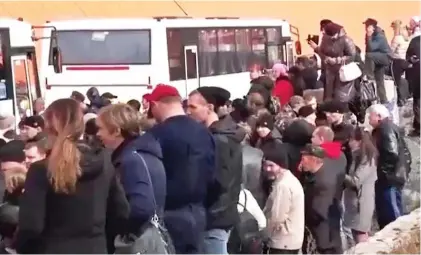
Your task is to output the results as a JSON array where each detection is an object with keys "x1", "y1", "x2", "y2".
[
  {"x1": 148, "y1": 115, "x2": 215, "y2": 254},
  {"x1": 366, "y1": 27, "x2": 391, "y2": 54},
  {"x1": 111, "y1": 133, "x2": 166, "y2": 234},
  {"x1": 148, "y1": 115, "x2": 216, "y2": 210}
]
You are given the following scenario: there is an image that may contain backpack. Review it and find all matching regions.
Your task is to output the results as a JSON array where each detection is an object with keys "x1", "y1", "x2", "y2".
[{"x1": 227, "y1": 190, "x2": 264, "y2": 254}]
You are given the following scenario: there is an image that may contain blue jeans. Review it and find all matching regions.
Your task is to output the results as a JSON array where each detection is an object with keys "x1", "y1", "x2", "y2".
[
  {"x1": 202, "y1": 228, "x2": 230, "y2": 254},
  {"x1": 375, "y1": 183, "x2": 403, "y2": 229}
]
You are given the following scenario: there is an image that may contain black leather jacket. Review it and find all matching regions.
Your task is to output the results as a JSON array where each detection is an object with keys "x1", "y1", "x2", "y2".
[{"x1": 372, "y1": 119, "x2": 411, "y2": 187}]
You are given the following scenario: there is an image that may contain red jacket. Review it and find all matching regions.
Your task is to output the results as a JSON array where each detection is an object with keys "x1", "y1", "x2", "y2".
[{"x1": 272, "y1": 77, "x2": 294, "y2": 106}]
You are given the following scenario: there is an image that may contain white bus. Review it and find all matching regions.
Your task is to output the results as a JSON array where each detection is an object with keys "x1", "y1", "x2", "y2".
[
  {"x1": 39, "y1": 17, "x2": 296, "y2": 104},
  {"x1": 0, "y1": 18, "x2": 60, "y2": 125}
]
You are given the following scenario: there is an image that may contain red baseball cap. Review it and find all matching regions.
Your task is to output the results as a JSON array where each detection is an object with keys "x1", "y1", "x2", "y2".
[
  {"x1": 142, "y1": 93, "x2": 151, "y2": 101},
  {"x1": 148, "y1": 84, "x2": 180, "y2": 102}
]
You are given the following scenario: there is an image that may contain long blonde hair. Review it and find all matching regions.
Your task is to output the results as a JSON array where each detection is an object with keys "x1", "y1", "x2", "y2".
[{"x1": 44, "y1": 99, "x2": 84, "y2": 194}]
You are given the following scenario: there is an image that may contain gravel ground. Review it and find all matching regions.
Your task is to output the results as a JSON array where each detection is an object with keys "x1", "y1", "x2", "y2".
[{"x1": 400, "y1": 101, "x2": 420, "y2": 213}]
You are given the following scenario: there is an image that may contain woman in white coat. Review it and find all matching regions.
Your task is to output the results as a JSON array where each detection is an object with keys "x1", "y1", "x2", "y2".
[{"x1": 343, "y1": 127, "x2": 378, "y2": 243}]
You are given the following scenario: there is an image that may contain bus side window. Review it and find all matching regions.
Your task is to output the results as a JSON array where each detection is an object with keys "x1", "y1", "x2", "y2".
[
  {"x1": 235, "y1": 28, "x2": 252, "y2": 73},
  {"x1": 251, "y1": 28, "x2": 266, "y2": 69},
  {"x1": 167, "y1": 29, "x2": 184, "y2": 81},
  {"x1": 266, "y1": 28, "x2": 281, "y2": 67},
  {"x1": 198, "y1": 29, "x2": 217, "y2": 77},
  {"x1": 217, "y1": 29, "x2": 236, "y2": 75}
]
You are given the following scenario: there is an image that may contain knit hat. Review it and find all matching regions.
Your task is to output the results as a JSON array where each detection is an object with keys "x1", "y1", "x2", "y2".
[
  {"x1": 324, "y1": 22, "x2": 343, "y2": 36},
  {"x1": 272, "y1": 63, "x2": 288, "y2": 78},
  {"x1": 298, "y1": 105, "x2": 316, "y2": 118},
  {"x1": 263, "y1": 143, "x2": 289, "y2": 169},
  {"x1": 301, "y1": 144, "x2": 326, "y2": 159},
  {"x1": 363, "y1": 18, "x2": 378, "y2": 27},
  {"x1": 320, "y1": 19, "x2": 333, "y2": 31},
  {"x1": 196, "y1": 86, "x2": 231, "y2": 111},
  {"x1": 319, "y1": 100, "x2": 349, "y2": 113},
  {"x1": 83, "y1": 113, "x2": 97, "y2": 126},
  {"x1": 19, "y1": 115, "x2": 44, "y2": 129},
  {"x1": 256, "y1": 114, "x2": 274, "y2": 130},
  {"x1": 0, "y1": 140, "x2": 25, "y2": 163},
  {"x1": 71, "y1": 91, "x2": 86, "y2": 103}
]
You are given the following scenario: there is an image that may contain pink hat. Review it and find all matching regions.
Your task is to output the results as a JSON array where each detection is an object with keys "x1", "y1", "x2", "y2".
[{"x1": 272, "y1": 63, "x2": 288, "y2": 78}]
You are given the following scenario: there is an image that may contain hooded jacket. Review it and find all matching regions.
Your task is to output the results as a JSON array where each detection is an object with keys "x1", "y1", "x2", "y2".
[
  {"x1": 206, "y1": 115, "x2": 243, "y2": 230},
  {"x1": 111, "y1": 133, "x2": 166, "y2": 234},
  {"x1": 16, "y1": 143, "x2": 129, "y2": 254},
  {"x1": 366, "y1": 27, "x2": 391, "y2": 54},
  {"x1": 320, "y1": 141, "x2": 342, "y2": 159}
]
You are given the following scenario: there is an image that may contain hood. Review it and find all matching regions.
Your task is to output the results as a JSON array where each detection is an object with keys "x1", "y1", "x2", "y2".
[
  {"x1": 320, "y1": 141, "x2": 342, "y2": 159},
  {"x1": 282, "y1": 119, "x2": 315, "y2": 146},
  {"x1": 123, "y1": 133, "x2": 163, "y2": 159},
  {"x1": 86, "y1": 87, "x2": 100, "y2": 102},
  {"x1": 373, "y1": 26, "x2": 386, "y2": 38},
  {"x1": 339, "y1": 28, "x2": 347, "y2": 37},
  {"x1": 77, "y1": 142, "x2": 111, "y2": 181},
  {"x1": 209, "y1": 114, "x2": 246, "y2": 143}
]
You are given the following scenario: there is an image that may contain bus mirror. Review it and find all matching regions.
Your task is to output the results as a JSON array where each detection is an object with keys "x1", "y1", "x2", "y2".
[{"x1": 52, "y1": 46, "x2": 62, "y2": 73}]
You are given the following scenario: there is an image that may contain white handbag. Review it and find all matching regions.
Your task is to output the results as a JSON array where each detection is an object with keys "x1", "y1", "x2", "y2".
[{"x1": 339, "y1": 61, "x2": 362, "y2": 82}]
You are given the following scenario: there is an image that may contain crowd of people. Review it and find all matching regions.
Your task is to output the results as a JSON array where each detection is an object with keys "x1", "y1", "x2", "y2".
[{"x1": 0, "y1": 17, "x2": 418, "y2": 254}]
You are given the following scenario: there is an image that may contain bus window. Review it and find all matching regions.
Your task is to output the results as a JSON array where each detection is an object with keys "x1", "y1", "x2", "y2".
[
  {"x1": 0, "y1": 35, "x2": 4, "y2": 81},
  {"x1": 251, "y1": 28, "x2": 266, "y2": 68},
  {"x1": 167, "y1": 29, "x2": 184, "y2": 81},
  {"x1": 235, "y1": 28, "x2": 251, "y2": 73},
  {"x1": 266, "y1": 28, "x2": 281, "y2": 66},
  {"x1": 217, "y1": 29, "x2": 236, "y2": 75},
  {"x1": 198, "y1": 29, "x2": 217, "y2": 77},
  {"x1": 49, "y1": 30, "x2": 151, "y2": 65},
  {"x1": 12, "y1": 57, "x2": 32, "y2": 119}
]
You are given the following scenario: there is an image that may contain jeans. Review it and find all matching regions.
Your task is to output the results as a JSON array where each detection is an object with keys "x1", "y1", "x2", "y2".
[
  {"x1": 202, "y1": 228, "x2": 230, "y2": 254},
  {"x1": 375, "y1": 183, "x2": 403, "y2": 229}
]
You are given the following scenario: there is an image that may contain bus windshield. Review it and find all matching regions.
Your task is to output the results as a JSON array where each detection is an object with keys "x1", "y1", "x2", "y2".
[{"x1": 49, "y1": 29, "x2": 151, "y2": 65}]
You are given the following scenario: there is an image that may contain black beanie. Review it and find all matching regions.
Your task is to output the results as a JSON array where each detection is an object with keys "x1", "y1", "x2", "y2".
[
  {"x1": 256, "y1": 114, "x2": 274, "y2": 130},
  {"x1": 197, "y1": 86, "x2": 231, "y2": 112},
  {"x1": 0, "y1": 140, "x2": 25, "y2": 163},
  {"x1": 263, "y1": 143, "x2": 289, "y2": 169}
]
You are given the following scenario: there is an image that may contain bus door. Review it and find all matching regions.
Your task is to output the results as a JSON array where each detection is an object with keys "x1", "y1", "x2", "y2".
[
  {"x1": 10, "y1": 55, "x2": 33, "y2": 124},
  {"x1": 183, "y1": 45, "x2": 199, "y2": 97}
]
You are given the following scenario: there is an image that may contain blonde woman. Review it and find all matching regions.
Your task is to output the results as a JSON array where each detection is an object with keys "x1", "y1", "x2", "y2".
[{"x1": 390, "y1": 20, "x2": 410, "y2": 60}]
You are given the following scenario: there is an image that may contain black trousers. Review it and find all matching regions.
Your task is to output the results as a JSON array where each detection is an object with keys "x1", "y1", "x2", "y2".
[
  {"x1": 407, "y1": 64, "x2": 420, "y2": 132},
  {"x1": 364, "y1": 52, "x2": 390, "y2": 103},
  {"x1": 389, "y1": 58, "x2": 411, "y2": 104},
  {"x1": 264, "y1": 247, "x2": 299, "y2": 254}
]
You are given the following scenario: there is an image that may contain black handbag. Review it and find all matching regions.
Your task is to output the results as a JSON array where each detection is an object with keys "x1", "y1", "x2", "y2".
[
  {"x1": 114, "y1": 152, "x2": 175, "y2": 254},
  {"x1": 228, "y1": 190, "x2": 264, "y2": 254}
]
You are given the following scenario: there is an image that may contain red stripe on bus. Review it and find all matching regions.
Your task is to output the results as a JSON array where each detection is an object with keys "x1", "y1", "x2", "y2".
[{"x1": 66, "y1": 66, "x2": 130, "y2": 71}]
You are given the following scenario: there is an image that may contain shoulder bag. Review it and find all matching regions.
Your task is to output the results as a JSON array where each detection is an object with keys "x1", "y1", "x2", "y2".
[
  {"x1": 114, "y1": 152, "x2": 175, "y2": 254},
  {"x1": 339, "y1": 59, "x2": 362, "y2": 82}
]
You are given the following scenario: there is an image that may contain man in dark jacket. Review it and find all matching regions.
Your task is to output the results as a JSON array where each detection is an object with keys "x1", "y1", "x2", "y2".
[
  {"x1": 406, "y1": 33, "x2": 420, "y2": 136},
  {"x1": 187, "y1": 86, "x2": 243, "y2": 254},
  {"x1": 368, "y1": 104, "x2": 411, "y2": 229},
  {"x1": 363, "y1": 18, "x2": 392, "y2": 103},
  {"x1": 319, "y1": 100, "x2": 354, "y2": 173},
  {"x1": 147, "y1": 84, "x2": 216, "y2": 254},
  {"x1": 300, "y1": 144, "x2": 345, "y2": 254}
]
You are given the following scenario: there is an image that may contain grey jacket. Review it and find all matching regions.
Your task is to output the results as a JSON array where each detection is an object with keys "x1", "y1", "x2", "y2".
[
  {"x1": 242, "y1": 145, "x2": 265, "y2": 208},
  {"x1": 343, "y1": 150, "x2": 377, "y2": 232}
]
